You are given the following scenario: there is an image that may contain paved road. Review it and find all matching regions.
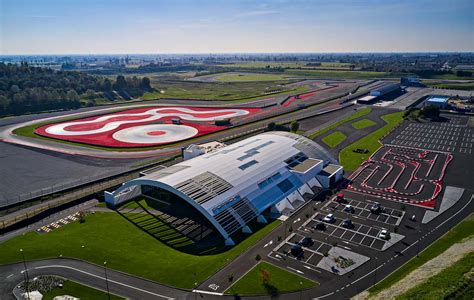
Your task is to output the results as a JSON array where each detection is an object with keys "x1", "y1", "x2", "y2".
[
  {"x1": 0, "y1": 258, "x2": 189, "y2": 300},
  {"x1": 1, "y1": 190, "x2": 472, "y2": 300}
]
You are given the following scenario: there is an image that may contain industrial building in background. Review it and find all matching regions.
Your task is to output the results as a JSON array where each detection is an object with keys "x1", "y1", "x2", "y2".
[
  {"x1": 105, "y1": 132, "x2": 343, "y2": 245},
  {"x1": 357, "y1": 82, "x2": 401, "y2": 104}
]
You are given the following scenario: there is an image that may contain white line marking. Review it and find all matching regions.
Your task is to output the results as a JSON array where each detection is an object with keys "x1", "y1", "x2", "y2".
[
  {"x1": 287, "y1": 266, "x2": 304, "y2": 274},
  {"x1": 192, "y1": 290, "x2": 224, "y2": 296},
  {"x1": 34, "y1": 265, "x2": 173, "y2": 299},
  {"x1": 7, "y1": 274, "x2": 14, "y2": 278}
]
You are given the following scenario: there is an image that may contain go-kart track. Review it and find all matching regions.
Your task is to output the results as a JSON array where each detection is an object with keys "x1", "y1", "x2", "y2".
[
  {"x1": 348, "y1": 145, "x2": 453, "y2": 208},
  {"x1": 35, "y1": 106, "x2": 261, "y2": 147}
]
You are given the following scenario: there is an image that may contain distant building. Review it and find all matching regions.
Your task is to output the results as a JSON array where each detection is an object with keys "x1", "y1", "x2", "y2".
[
  {"x1": 357, "y1": 95, "x2": 378, "y2": 104},
  {"x1": 106, "y1": 132, "x2": 343, "y2": 246},
  {"x1": 425, "y1": 96, "x2": 450, "y2": 109},
  {"x1": 400, "y1": 77, "x2": 421, "y2": 86},
  {"x1": 369, "y1": 83, "x2": 400, "y2": 97}
]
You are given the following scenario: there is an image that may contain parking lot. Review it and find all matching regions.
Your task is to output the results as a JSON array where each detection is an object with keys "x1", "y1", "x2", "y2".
[
  {"x1": 387, "y1": 117, "x2": 472, "y2": 155},
  {"x1": 268, "y1": 192, "x2": 407, "y2": 279},
  {"x1": 303, "y1": 211, "x2": 398, "y2": 251},
  {"x1": 323, "y1": 197, "x2": 404, "y2": 226},
  {"x1": 268, "y1": 232, "x2": 329, "y2": 268}
]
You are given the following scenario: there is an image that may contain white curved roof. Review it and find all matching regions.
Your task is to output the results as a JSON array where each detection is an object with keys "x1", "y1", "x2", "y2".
[{"x1": 140, "y1": 132, "x2": 338, "y2": 214}]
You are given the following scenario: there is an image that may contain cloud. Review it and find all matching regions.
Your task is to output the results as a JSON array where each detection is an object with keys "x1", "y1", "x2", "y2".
[{"x1": 234, "y1": 10, "x2": 279, "y2": 18}]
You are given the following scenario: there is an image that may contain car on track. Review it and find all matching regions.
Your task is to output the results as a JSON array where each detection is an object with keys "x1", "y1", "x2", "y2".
[
  {"x1": 322, "y1": 213, "x2": 336, "y2": 223},
  {"x1": 379, "y1": 229, "x2": 391, "y2": 240},
  {"x1": 344, "y1": 204, "x2": 355, "y2": 213}
]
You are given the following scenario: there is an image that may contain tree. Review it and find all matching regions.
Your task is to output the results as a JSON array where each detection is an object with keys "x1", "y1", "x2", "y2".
[
  {"x1": 421, "y1": 105, "x2": 440, "y2": 119},
  {"x1": 259, "y1": 269, "x2": 271, "y2": 285},
  {"x1": 255, "y1": 254, "x2": 261, "y2": 261},
  {"x1": 140, "y1": 77, "x2": 152, "y2": 91},
  {"x1": 113, "y1": 75, "x2": 127, "y2": 90},
  {"x1": 290, "y1": 121, "x2": 300, "y2": 133},
  {"x1": 267, "y1": 122, "x2": 276, "y2": 131}
]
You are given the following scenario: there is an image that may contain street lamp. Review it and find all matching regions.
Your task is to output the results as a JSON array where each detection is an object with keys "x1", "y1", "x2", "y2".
[
  {"x1": 104, "y1": 261, "x2": 110, "y2": 300},
  {"x1": 20, "y1": 249, "x2": 30, "y2": 299},
  {"x1": 299, "y1": 281, "x2": 303, "y2": 300}
]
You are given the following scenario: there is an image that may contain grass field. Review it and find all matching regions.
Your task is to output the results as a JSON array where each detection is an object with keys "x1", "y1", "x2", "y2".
[
  {"x1": 308, "y1": 107, "x2": 372, "y2": 139},
  {"x1": 213, "y1": 73, "x2": 294, "y2": 82},
  {"x1": 283, "y1": 69, "x2": 404, "y2": 79},
  {"x1": 0, "y1": 212, "x2": 280, "y2": 289},
  {"x1": 140, "y1": 78, "x2": 308, "y2": 101},
  {"x1": 218, "y1": 61, "x2": 353, "y2": 69},
  {"x1": 226, "y1": 261, "x2": 317, "y2": 295},
  {"x1": 321, "y1": 131, "x2": 347, "y2": 148},
  {"x1": 369, "y1": 214, "x2": 474, "y2": 296},
  {"x1": 396, "y1": 252, "x2": 474, "y2": 300},
  {"x1": 339, "y1": 111, "x2": 404, "y2": 171},
  {"x1": 42, "y1": 280, "x2": 124, "y2": 300},
  {"x1": 423, "y1": 82, "x2": 474, "y2": 91},
  {"x1": 351, "y1": 118, "x2": 377, "y2": 129}
]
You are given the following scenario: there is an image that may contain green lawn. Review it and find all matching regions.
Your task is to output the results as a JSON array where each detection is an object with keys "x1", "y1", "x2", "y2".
[
  {"x1": 214, "y1": 73, "x2": 294, "y2": 82},
  {"x1": 42, "y1": 280, "x2": 124, "y2": 300},
  {"x1": 424, "y1": 82, "x2": 474, "y2": 91},
  {"x1": 396, "y1": 252, "x2": 474, "y2": 300},
  {"x1": 339, "y1": 111, "x2": 404, "y2": 171},
  {"x1": 140, "y1": 78, "x2": 307, "y2": 101},
  {"x1": 321, "y1": 131, "x2": 347, "y2": 148},
  {"x1": 0, "y1": 212, "x2": 280, "y2": 289},
  {"x1": 369, "y1": 214, "x2": 474, "y2": 296},
  {"x1": 351, "y1": 118, "x2": 377, "y2": 129},
  {"x1": 284, "y1": 69, "x2": 408, "y2": 79},
  {"x1": 308, "y1": 107, "x2": 372, "y2": 139},
  {"x1": 226, "y1": 261, "x2": 317, "y2": 295}
]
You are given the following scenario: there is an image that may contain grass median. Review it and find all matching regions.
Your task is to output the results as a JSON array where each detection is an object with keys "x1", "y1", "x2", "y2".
[
  {"x1": 226, "y1": 261, "x2": 317, "y2": 295},
  {"x1": 0, "y1": 212, "x2": 280, "y2": 289},
  {"x1": 351, "y1": 118, "x2": 377, "y2": 129},
  {"x1": 368, "y1": 214, "x2": 474, "y2": 296},
  {"x1": 321, "y1": 131, "x2": 347, "y2": 148},
  {"x1": 308, "y1": 107, "x2": 372, "y2": 139},
  {"x1": 339, "y1": 111, "x2": 404, "y2": 171},
  {"x1": 43, "y1": 280, "x2": 124, "y2": 300}
]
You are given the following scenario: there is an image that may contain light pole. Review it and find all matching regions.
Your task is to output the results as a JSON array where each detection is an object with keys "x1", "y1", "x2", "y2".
[
  {"x1": 20, "y1": 249, "x2": 30, "y2": 299},
  {"x1": 299, "y1": 281, "x2": 303, "y2": 300},
  {"x1": 104, "y1": 261, "x2": 111, "y2": 300}
]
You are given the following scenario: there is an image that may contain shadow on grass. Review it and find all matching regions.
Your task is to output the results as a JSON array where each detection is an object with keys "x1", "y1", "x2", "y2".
[
  {"x1": 115, "y1": 199, "x2": 278, "y2": 256},
  {"x1": 263, "y1": 283, "x2": 280, "y2": 298}
]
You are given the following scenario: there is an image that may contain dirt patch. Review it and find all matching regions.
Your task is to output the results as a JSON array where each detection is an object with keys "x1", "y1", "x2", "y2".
[{"x1": 352, "y1": 236, "x2": 474, "y2": 300}]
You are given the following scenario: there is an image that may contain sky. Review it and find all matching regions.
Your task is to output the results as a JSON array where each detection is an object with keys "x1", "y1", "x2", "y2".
[{"x1": 1, "y1": 0, "x2": 473, "y2": 54}]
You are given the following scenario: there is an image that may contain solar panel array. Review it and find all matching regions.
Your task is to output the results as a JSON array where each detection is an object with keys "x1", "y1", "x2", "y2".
[{"x1": 173, "y1": 172, "x2": 233, "y2": 205}]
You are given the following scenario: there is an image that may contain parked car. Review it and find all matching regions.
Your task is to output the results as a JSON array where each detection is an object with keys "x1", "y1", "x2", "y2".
[
  {"x1": 341, "y1": 219, "x2": 354, "y2": 228},
  {"x1": 291, "y1": 244, "x2": 304, "y2": 258},
  {"x1": 344, "y1": 205, "x2": 355, "y2": 213},
  {"x1": 335, "y1": 193, "x2": 345, "y2": 202},
  {"x1": 313, "y1": 222, "x2": 326, "y2": 231},
  {"x1": 370, "y1": 202, "x2": 382, "y2": 213},
  {"x1": 300, "y1": 236, "x2": 314, "y2": 247},
  {"x1": 379, "y1": 229, "x2": 391, "y2": 240},
  {"x1": 323, "y1": 213, "x2": 336, "y2": 223}
]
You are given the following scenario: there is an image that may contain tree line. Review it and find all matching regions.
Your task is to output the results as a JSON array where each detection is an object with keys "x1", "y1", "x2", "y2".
[{"x1": 0, "y1": 62, "x2": 152, "y2": 116}]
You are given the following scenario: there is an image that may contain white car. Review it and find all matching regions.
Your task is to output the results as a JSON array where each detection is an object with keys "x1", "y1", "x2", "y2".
[
  {"x1": 379, "y1": 229, "x2": 390, "y2": 240},
  {"x1": 323, "y1": 213, "x2": 335, "y2": 223}
]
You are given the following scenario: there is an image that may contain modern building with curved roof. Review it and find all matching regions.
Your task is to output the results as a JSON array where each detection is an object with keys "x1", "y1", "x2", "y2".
[{"x1": 105, "y1": 132, "x2": 343, "y2": 245}]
